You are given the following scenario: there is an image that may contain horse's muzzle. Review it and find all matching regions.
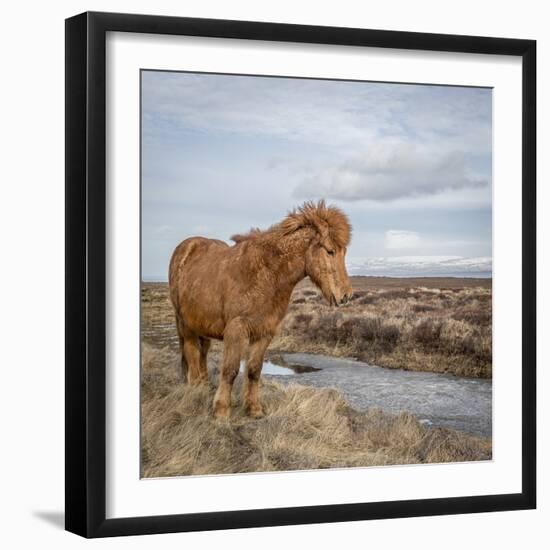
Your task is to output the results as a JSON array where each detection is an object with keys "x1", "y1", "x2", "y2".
[
  {"x1": 331, "y1": 291, "x2": 353, "y2": 307},
  {"x1": 340, "y1": 291, "x2": 353, "y2": 306}
]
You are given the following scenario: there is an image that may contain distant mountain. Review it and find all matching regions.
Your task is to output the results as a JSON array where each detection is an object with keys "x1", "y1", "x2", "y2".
[
  {"x1": 143, "y1": 255, "x2": 492, "y2": 282},
  {"x1": 346, "y1": 256, "x2": 492, "y2": 278}
]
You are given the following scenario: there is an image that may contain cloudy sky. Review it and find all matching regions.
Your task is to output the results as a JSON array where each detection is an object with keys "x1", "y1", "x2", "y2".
[{"x1": 141, "y1": 70, "x2": 492, "y2": 280}]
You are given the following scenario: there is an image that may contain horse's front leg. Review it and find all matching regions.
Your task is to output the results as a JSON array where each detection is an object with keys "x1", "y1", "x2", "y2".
[
  {"x1": 213, "y1": 318, "x2": 247, "y2": 419},
  {"x1": 244, "y1": 336, "x2": 271, "y2": 418}
]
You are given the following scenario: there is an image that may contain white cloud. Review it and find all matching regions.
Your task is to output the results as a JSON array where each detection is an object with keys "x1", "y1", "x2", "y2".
[
  {"x1": 142, "y1": 72, "x2": 379, "y2": 148},
  {"x1": 384, "y1": 230, "x2": 421, "y2": 250},
  {"x1": 293, "y1": 144, "x2": 488, "y2": 202},
  {"x1": 142, "y1": 72, "x2": 492, "y2": 155}
]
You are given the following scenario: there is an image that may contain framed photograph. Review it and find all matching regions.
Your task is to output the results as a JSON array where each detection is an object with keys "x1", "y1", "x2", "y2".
[{"x1": 65, "y1": 11, "x2": 536, "y2": 538}]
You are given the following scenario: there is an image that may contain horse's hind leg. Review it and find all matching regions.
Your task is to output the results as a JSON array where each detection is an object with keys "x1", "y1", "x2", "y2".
[
  {"x1": 213, "y1": 318, "x2": 248, "y2": 419},
  {"x1": 244, "y1": 336, "x2": 271, "y2": 418},
  {"x1": 176, "y1": 316, "x2": 204, "y2": 385},
  {"x1": 183, "y1": 331, "x2": 205, "y2": 385}
]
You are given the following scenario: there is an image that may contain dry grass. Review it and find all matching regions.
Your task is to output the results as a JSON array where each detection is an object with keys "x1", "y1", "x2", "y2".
[
  {"x1": 141, "y1": 342, "x2": 491, "y2": 478},
  {"x1": 142, "y1": 276, "x2": 492, "y2": 379}
]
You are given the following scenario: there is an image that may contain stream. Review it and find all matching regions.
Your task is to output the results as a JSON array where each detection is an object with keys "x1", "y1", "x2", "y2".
[{"x1": 259, "y1": 353, "x2": 492, "y2": 438}]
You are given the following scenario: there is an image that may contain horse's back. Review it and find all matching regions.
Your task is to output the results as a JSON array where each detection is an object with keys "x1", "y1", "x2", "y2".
[
  {"x1": 169, "y1": 237, "x2": 227, "y2": 284},
  {"x1": 169, "y1": 237, "x2": 230, "y2": 336}
]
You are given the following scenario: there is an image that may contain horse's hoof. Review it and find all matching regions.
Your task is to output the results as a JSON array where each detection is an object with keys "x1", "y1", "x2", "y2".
[{"x1": 213, "y1": 402, "x2": 230, "y2": 420}]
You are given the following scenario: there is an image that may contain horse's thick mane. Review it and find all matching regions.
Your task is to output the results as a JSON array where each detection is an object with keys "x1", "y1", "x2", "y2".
[{"x1": 231, "y1": 200, "x2": 352, "y2": 248}]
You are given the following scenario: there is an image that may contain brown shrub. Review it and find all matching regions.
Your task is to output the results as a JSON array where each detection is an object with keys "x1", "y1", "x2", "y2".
[
  {"x1": 338, "y1": 317, "x2": 400, "y2": 352},
  {"x1": 452, "y1": 308, "x2": 492, "y2": 325},
  {"x1": 412, "y1": 304, "x2": 436, "y2": 313},
  {"x1": 302, "y1": 290, "x2": 317, "y2": 297},
  {"x1": 311, "y1": 311, "x2": 342, "y2": 344},
  {"x1": 355, "y1": 294, "x2": 376, "y2": 305},
  {"x1": 353, "y1": 317, "x2": 381, "y2": 341},
  {"x1": 293, "y1": 313, "x2": 313, "y2": 325},
  {"x1": 379, "y1": 323, "x2": 401, "y2": 348},
  {"x1": 411, "y1": 319, "x2": 443, "y2": 347},
  {"x1": 378, "y1": 289, "x2": 413, "y2": 300}
]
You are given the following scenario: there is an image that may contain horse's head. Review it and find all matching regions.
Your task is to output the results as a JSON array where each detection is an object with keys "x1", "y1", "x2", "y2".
[
  {"x1": 303, "y1": 203, "x2": 353, "y2": 307},
  {"x1": 305, "y1": 237, "x2": 353, "y2": 307}
]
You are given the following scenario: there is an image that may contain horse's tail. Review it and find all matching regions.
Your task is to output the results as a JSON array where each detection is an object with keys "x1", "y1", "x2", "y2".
[
  {"x1": 168, "y1": 237, "x2": 211, "y2": 384},
  {"x1": 175, "y1": 315, "x2": 188, "y2": 383},
  {"x1": 168, "y1": 244, "x2": 190, "y2": 384}
]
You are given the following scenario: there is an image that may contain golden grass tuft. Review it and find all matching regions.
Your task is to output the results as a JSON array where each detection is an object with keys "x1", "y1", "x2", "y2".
[{"x1": 141, "y1": 343, "x2": 491, "y2": 478}]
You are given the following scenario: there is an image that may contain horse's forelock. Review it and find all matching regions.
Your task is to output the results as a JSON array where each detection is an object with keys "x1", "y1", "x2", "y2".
[{"x1": 293, "y1": 200, "x2": 352, "y2": 248}]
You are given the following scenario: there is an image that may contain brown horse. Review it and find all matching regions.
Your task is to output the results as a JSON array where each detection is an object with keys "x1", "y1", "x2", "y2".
[{"x1": 168, "y1": 201, "x2": 353, "y2": 419}]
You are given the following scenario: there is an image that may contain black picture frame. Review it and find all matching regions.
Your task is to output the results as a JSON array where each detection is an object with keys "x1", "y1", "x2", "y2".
[{"x1": 65, "y1": 11, "x2": 536, "y2": 538}]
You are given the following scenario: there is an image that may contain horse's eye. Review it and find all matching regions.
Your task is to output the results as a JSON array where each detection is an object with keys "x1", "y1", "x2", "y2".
[{"x1": 327, "y1": 249, "x2": 335, "y2": 256}]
